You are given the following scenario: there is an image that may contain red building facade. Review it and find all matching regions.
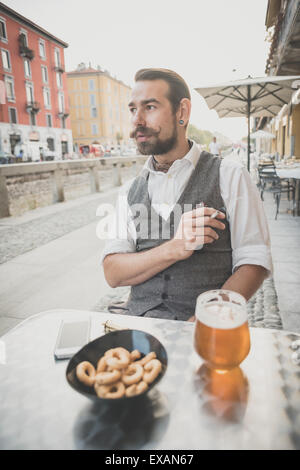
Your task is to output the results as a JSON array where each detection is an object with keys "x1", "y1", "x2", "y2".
[{"x1": 0, "y1": 2, "x2": 73, "y2": 160}]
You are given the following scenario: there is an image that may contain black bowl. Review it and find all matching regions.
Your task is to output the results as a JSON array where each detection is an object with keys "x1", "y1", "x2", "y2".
[{"x1": 66, "y1": 329, "x2": 168, "y2": 403}]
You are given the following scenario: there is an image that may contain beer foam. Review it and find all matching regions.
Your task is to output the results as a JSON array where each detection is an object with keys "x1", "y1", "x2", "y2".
[{"x1": 196, "y1": 302, "x2": 247, "y2": 329}]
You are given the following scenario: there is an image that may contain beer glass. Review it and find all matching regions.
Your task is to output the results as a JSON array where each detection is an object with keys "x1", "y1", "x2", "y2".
[{"x1": 194, "y1": 290, "x2": 250, "y2": 370}]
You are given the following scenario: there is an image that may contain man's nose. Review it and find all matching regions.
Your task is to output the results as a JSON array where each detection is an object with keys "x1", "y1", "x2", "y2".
[{"x1": 132, "y1": 109, "x2": 146, "y2": 127}]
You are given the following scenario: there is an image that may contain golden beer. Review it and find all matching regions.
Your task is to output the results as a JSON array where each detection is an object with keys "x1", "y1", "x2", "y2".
[{"x1": 194, "y1": 290, "x2": 250, "y2": 370}]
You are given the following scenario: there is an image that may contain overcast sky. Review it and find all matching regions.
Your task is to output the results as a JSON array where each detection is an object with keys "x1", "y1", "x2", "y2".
[{"x1": 4, "y1": 0, "x2": 270, "y2": 140}]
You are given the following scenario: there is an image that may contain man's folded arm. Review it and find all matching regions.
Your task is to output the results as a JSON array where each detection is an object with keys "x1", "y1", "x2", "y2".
[
  {"x1": 102, "y1": 242, "x2": 177, "y2": 288},
  {"x1": 221, "y1": 263, "x2": 269, "y2": 301}
]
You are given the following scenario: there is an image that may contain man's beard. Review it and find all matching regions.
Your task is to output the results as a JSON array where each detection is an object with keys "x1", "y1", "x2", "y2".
[{"x1": 130, "y1": 119, "x2": 178, "y2": 156}]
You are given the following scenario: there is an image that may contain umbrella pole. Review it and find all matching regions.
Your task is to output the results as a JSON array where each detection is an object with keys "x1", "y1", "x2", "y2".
[{"x1": 247, "y1": 85, "x2": 251, "y2": 172}]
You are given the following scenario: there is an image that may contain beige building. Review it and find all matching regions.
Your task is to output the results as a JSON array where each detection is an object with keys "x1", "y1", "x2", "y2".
[
  {"x1": 262, "y1": 0, "x2": 300, "y2": 159},
  {"x1": 67, "y1": 63, "x2": 132, "y2": 152}
]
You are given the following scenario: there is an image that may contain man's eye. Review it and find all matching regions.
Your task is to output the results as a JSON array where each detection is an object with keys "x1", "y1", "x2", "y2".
[
  {"x1": 147, "y1": 105, "x2": 155, "y2": 110},
  {"x1": 129, "y1": 108, "x2": 136, "y2": 114}
]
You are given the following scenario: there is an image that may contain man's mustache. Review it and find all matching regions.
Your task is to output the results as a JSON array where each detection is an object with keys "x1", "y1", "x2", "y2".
[{"x1": 130, "y1": 126, "x2": 161, "y2": 139}]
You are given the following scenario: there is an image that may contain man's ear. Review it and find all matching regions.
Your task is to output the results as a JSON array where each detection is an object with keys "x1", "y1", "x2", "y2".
[{"x1": 177, "y1": 98, "x2": 191, "y2": 126}]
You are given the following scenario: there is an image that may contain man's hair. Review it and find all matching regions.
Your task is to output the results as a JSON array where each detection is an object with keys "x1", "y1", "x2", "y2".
[{"x1": 134, "y1": 68, "x2": 191, "y2": 114}]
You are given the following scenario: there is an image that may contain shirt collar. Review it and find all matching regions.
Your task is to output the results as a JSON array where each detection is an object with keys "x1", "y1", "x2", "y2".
[{"x1": 144, "y1": 140, "x2": 201, "y2": 173}]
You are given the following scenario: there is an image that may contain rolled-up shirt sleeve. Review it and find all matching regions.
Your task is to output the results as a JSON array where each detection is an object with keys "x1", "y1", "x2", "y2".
[
  {"x1": 220, "y1": 160, "x2": 273, "y2": 275},
  {"x1": 100, "y1": 181, "x2": 137, "y2": 265}
]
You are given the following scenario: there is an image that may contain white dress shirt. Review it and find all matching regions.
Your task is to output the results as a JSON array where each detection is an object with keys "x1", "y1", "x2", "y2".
[
  {"x1": 209, "y1": 142, "x2": 220, "y2": 155},
  {"x1": 100, "y1": 141, "x2": 273, "y2": 275}
]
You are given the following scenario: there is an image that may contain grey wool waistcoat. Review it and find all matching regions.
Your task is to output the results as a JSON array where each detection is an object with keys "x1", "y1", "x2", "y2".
[{"x1": 125, "y1": 151, "x2": 233, "y2": 321}]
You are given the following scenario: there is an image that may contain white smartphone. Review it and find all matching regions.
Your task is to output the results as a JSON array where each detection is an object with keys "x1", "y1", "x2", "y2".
[{"x1": 54, "y1": 319, "x2": 91, "y2": 360}]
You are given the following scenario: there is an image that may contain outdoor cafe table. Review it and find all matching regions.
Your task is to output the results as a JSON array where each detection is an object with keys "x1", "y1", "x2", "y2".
[{"x1": 0, "y1": 309, "x2": 299, "y2": 450}]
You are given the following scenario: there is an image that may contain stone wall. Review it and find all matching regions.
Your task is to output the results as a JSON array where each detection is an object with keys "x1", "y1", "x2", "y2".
[
  {"x1": 0, "y1": 156, "x2": 147, "y2": 218},
  {"x1": 7, "y1": 172, "x2": 53, "y2": 216}
]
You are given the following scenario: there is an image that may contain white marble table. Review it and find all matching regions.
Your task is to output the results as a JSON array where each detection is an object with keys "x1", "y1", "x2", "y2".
[{"x1": 0, "y1": 309, "x2": 300, "y2": 450}]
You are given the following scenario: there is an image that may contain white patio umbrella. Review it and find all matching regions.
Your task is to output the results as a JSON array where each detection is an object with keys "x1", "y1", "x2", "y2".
[
  {"x1": 250, "y1": 130, "x2": 275, "y2": 139},
  {"x1": 195, "y1": 75, "x2": 300, "y2": 170},
  {"x1": 250, "y1": 130, "x2": 275, "y2": 155}
]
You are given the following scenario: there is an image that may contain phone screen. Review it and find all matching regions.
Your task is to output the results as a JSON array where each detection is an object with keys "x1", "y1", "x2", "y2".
[{"x1": 54, "y1": 320, "x2": 90, "y2": 360}]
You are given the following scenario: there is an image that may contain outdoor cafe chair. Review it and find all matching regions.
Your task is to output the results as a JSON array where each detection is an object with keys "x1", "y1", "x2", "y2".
[{"x1": 258, "y1": 164, "x2": 295, "y2": 219}]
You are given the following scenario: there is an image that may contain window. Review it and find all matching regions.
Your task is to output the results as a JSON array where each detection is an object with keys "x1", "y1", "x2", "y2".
[
  {"x1": 25, "y1": 82, "x2": 34, "y2": 103},
  {"x1": 19, "y1": 31, "x2": 28, "y2": 46},
  {"x1": 90, "y1": 94, "x2": 96, "y2": 106},
  {"x1": 56, "y1": 71, "x2": 62, "y2": 88},
  {"x1": 58, "y1": 92, "x2": 64, "y2": 113},
  {"x1": 29, "y1": 111, "x2": 36, "y2": 126},
  {"x1": 39, "y1": 39, "x2": 46, "y2": 59},
  {"x1": 47, "y1": 137, "x2": 55, "y2": 151},
  {"x1": 91, "y1": 123, "x2": 98, "y2": 135},
  {"x1": 5, "y1": 76, "x2": 15, "y2": 101},
  {"x1": 1, "y1": 49, "x2": 11, "y2": 71},
  {"x1": 24, "y1": 59, "x2": 31, "y2": 78},
  {"x1": 54, "y1": 48, "x2": 60, "y2": 67},
  {"x1": 9, "y1": 107, "x2": 17, "y2": 124},
  {"x1": 41, "y1": 65, "x2": 48, "y2": 84},
  {"x1": 88, "y1": 79, "x2": 95, "y2": 91},
  {"x1": 91, "y1": 107, "x2": 97, "y2": 118},
  {"x1": 43, "y1": 88, "x2": 51, "y2": 108},
  {"x1": 0, "y1": 18, "x2": 7, "y2": 40},
  {"x1": 74, "y1": 79, "x2": 81, "y2": 90},
  {"x1": 46, "y1": 114, "x2": 52, "y2": 127}
]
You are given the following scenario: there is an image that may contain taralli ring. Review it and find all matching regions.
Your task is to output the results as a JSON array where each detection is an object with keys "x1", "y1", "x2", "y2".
[
  {"x1": 96, "y1": 356, "x2": 107, "y2": 373},
  {"x1": 105, "y1": 347, "x2": 131, "y2": 370},
  {"x1": 76, "y1": 361, "x2": 96, "y2": 387},
  {"x1": 94, "y1": 381, "x2": 125, "y2": 399},
  {"x1": 125, "y1": 381, "x2": 148, "y2": 397},
  {"x1": 143, "y1": 359, "x2": 162, "y2": 384},
  {"x1": 136, "y1": 352, "x2": 156, "y2": 366},
  {"x1": 130, "y1": 349, "x2": 141, "y2": 361},
  {"x1": 95, "y1": 369, "x2": 121, "y2": 385},
  {"x1": 122, "y1": 363, "x2": 144, "y2": 386}
]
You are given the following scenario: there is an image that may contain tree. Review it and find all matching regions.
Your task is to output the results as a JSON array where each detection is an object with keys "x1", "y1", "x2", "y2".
[{"x1": 187, "y1": 124, "x2": 214, "y2": 148}]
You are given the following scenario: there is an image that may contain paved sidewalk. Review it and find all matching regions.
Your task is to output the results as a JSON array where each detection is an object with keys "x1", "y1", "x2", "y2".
[
  {"x1": 0, "y1": 157, "x2": 299, "y2": 336},
  {"x1": 263, "y1": 192, "x2": 300, "y2": 333},
  {"x1": 0, "y1": 188, "x2": 121, "y2": 335}
]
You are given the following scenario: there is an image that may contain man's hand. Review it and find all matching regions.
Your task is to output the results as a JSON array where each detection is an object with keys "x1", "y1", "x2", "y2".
[{"x1": 168, "y1": 206, "x2": 226, "y2": 261}]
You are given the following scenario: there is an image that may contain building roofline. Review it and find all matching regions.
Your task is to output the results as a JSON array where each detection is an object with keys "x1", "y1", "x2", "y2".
[
  {"x1": 0, "y1": 2, "x2": 68, "y2": 47},
  {"x1": 67, "y1": 68, "x2": 131, "y2": 89},
  {"x1": 265, "y1": 0, "x2": 281, "y2": 28}
]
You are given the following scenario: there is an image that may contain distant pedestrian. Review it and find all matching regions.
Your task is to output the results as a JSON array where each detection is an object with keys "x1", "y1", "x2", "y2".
[
  {"x1": 39, "y1": 147, "x2": 45, "y2": 161},
  {"x1": 16, "y1": 149, "x2": 23, "y2": 162},
  {"x1": 209, "y1": 137, "x2": 221, "y2": 157}
]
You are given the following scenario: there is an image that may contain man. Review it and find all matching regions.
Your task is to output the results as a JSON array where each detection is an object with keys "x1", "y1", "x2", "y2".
[
  {"x1": 209, "y1": 137, "x2": 221, "y2": 157},
  {"x1": 101, "y1": 68, "x2": 272, "y2": 322}
]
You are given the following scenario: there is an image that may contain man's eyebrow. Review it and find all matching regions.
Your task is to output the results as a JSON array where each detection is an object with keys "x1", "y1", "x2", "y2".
[{"x1": 128, "y1": 98, "x2": 160, "y2": 107}]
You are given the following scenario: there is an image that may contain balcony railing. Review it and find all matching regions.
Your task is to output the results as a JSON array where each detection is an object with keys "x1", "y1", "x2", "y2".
[
  {"x1": 26, "y1": 101, "x2": 40, "y2": 113},
  {"x1": 54, "y1": 64, "x2": 65, "y2": 73},
  {"x1": 58, "y1": 110, "x2": 69, "y2": 119},
  {"x1": 18, "y1": 34, "x2": 35, "y2": 61},
  {"x1": 19, "y1": 44, "x2": 35, "y2": 61}
]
